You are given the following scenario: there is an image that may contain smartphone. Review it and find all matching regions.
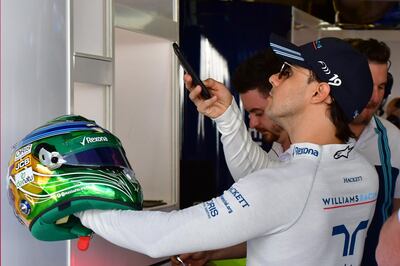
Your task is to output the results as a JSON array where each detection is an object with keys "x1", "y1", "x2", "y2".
[{"x1": 172, "y1": 42, "x2": 211, "y2": 99}]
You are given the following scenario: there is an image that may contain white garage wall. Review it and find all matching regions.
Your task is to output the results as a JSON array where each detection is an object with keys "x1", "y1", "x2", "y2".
[{"x1": 1, "y1": 0, "x2": 69, "y2": 265}]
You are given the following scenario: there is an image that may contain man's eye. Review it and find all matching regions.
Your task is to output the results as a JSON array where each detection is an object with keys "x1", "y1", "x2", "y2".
[{"x1": 279, "y1": 65, "x2": 292, "y2": 79}]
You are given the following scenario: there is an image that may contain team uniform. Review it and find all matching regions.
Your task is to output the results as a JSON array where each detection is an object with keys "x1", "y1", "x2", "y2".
[
  {"x1": 78, "y1": 99, "x2": 378, "y2": 266},
  {"x1": 358, "y1": 116, "x2": 400, "y2": 265},
  {"x1": 219, "y1": 101, "x2": 400, "y2": 265}
]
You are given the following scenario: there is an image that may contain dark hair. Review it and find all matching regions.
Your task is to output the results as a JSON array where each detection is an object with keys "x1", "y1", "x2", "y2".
[
  {"x1": 309, "y1": 71, "x2": 355, "y2": 142},
  {"x1": 232, "y1": 48, "x2": 282, "y2": 97},
  {"x1": 329, "y1": 100, "x2": 356, "y2": 142},
  {"x1": 345, "y1": 38, "x2": 391, "y2": 64},
  {"x1": 387, "y1": 115, "x2": 400, "y2": 129}
]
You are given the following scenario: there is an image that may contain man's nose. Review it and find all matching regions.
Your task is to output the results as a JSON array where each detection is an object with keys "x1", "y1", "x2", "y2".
[
  {"x1": 370, "y1": 86, "x2": 381, "y2": 103},
  {"x1": 269, "y1": 73, "x2": 281, "y2": 88},
  {"x1": 249, "y1": 115, "x2": 259, "y2": 129}
]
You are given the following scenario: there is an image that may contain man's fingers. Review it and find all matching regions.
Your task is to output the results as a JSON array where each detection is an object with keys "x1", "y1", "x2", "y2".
[
  {"x1": 188, "y1": 86, "x2": 202, "y2": 101},
  {"x1": 197, "y1": 97, "x2": 217, "y2": 111},
  {"x1": 203, "y1": 78, "x2": 216, "y2": 88},
  {"x1": 184, "y1": 74, "x2": 194, "y2": 90}
]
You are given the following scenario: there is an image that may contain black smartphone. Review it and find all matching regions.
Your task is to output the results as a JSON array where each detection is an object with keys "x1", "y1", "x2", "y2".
[{"x1": 172, "y1": 42, "x2": 211, "y2": 99}]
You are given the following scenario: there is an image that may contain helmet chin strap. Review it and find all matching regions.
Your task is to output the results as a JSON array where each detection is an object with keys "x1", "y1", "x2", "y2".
[{"x1": 56, "y1": 215, "x2": 92, "y2": 251}]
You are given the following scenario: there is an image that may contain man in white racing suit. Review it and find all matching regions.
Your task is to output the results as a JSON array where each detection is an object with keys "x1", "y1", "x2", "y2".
[
  {"x1": 175, "y1": 38, "x2": 400, "y2": 266},
  {"x1": 76, "y1": 35, "x2": 378, "y2": 265}
]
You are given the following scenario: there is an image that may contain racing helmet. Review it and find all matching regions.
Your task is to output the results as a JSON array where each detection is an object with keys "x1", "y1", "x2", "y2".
[{"x1": 7, "y1": 115, "x2": 143, "y2": 243}]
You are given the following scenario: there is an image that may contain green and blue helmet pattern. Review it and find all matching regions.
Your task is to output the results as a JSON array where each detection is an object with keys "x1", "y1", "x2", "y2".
[{"x1": 7, "y1": 115, "x2": 143, "y2": 241}]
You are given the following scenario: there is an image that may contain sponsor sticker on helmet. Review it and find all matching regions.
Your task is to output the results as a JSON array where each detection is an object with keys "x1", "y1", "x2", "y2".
[
  {"x1": 80, "y1": 136, "x2": 108, "y2": 146},
  {"x1": 19, "y1": 199, "x2": 31, "y2": 215},
  {"x1": 14, "y1": 155, "x2": 32, "y2": 173},
  {"x1": 15, "y1": 144, "x2": 32, "y2": 161},
  {"x1": 14, "y1": 167, "x2": 34, "y2": 189}
]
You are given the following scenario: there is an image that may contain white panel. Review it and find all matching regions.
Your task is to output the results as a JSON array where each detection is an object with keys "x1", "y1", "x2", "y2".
[
  {"x1": 73, "y1": 83, "x2": 108, "y2": 128},
  {"x1": 1, "y1": 0, "x2": 68, "y2": 266},
  {"x1": 114, "y1": 3, "x2": 178, "y2": 42},
  {"x1": 73, "y1": 0, "x2": 107, "y2": 56},
  {"x1": 115, "y1": 0, "x2": 175, "y2": 20},
  {"x1": 114, "y1": 28, "x2": 175, "y2": 204},
  {"x1": 73, "y1": 56, "x2": 113, "y2": 85}
]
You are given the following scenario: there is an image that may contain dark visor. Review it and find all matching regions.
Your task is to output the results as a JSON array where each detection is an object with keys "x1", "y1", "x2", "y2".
[{"x1": 63, "y1": 147, "x2": 130, "y2": 169}]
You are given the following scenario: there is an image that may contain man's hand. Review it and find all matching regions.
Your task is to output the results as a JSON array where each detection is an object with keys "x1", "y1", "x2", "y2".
[
  {"x1": 184, "y1": 74, "x2": 233, "y2": 119},
  {"x1": 170, "y1": 243, "x2": 247, "y2": 266},
  {"x1": 170, "y1": 251, "x2": 212, "y2": 266}
]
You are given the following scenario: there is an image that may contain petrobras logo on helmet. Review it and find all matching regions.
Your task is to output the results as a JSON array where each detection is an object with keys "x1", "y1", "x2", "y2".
[
  {"x1": 293, "y1": 146, "x2": 319, "y2": 157},
  {"x1": 56, "y1": 185, "x2": 90, "y2": 198},
  {"x1": 317, "y1": 61, "x2": 342, "y2": 87},
  {"x1": 14, "y1": 144, "x2": 32, "y2": 161},
  {"x1": 80, "y1": 136, "x2": 108, "y2": 146}
]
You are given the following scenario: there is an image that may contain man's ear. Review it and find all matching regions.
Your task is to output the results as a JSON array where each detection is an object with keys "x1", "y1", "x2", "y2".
[{"x1": 311, "y1": 82, "x2": 332, "y2": 104}]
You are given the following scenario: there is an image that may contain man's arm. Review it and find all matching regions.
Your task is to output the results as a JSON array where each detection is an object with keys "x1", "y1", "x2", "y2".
[
  {"x1": 185, "y1": 74, "x2": 275, "y2": 181},
  {"x1": 376, "y1": 209, "x2": 400, "y2": 266},
  {"x1": 214, "y1": 100, "x2": 275, "y2": 180},
  {"x1": 393, "y1": 198, "x2": 400, "y2": 213}
]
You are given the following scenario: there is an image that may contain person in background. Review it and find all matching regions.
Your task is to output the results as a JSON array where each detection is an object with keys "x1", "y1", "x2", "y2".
[
  {"x1": 346, "y1": 38, "x2": 400, "y2": 266},
  {"x1": 230, "y1": 49, "x2": 290, "y2": 155},
  {"x1": 174, "y1": 38, "x2": 400, "y2": 266},
  {"x1": 75, "y1": 35, "x2": 378, "y2": 266},
  {"x1": 386, "y1": 97, "x2": 400, "y2": 129}
]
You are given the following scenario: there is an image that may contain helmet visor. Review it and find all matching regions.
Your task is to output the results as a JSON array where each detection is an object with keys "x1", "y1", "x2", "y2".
[{"x1": 63, "y1": 147, "x2": 131, "y2": 169}]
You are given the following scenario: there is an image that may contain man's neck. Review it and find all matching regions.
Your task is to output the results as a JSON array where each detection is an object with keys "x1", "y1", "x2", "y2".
[
  {"x1": 282, "y1": 113, "x2": 342, "y2": 145},
  {"x1": 349, "y1": 123, "x2": 368, "y2": 139},
  {"x1": 278, "y1": 132, "x2": 291, "y2": 151}
]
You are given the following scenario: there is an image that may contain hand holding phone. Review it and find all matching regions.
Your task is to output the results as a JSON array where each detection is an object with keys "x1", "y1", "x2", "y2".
[{"x1": 172, "y1": 43, "x2": 211, "y2": 99}]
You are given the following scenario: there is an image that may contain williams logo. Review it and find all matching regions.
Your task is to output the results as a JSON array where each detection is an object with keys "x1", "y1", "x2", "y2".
[
  {"x1": 334, "y1": 145, "x2": 354, "y2": 159},
  {"x1": 80, "y1": 136, "x2": 108, "y2": 146},
  {"x1": 293, "y1": 146, "x2": 319, "y2": 157},
  {"x1": 322, "y1": 192, "x2": 377, "y2": 210},
  {"x1": 317, "y1": 61, "x2": 342, "y2": 86}
]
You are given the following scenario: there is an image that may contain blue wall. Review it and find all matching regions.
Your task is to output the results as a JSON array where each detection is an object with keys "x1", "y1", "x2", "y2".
[{"x1": 179, "y1": 1, "x2": 291, "y2": 208}]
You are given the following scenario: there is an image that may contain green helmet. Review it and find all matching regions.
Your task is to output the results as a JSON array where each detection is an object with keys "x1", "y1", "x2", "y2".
[{"x1": 7, "y1": 115, "x2": 143, "y2": 242}]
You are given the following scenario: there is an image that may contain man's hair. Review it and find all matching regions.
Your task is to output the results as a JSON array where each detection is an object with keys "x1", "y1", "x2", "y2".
[
  {"x1": 346, "y1": 38, "x2": 391, "y2": 115},
  {"x1": 232, "y1": 49, "x2": 282, "y2": 97},
  {"x1": 345, "y1": 38, "x2": 391, "y2": 64},
  {"x1": 309, "y1": 72, "x2": 355, "y2": 142}
]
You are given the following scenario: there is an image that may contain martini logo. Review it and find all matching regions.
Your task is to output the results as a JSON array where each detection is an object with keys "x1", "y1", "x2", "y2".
[{"x1": 80, "y1": 136, "x2": 108, "y2": 146}]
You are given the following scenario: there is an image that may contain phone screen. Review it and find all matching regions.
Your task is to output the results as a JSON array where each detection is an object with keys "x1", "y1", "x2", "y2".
[{"x1": 173, "y1": 43, "x2": 211, "y2": 99}]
